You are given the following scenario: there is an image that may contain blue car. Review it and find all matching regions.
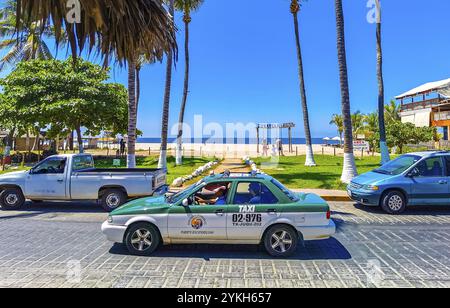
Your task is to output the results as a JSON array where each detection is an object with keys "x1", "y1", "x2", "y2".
[{"x1": 347, "y1": 151, "x2": 450, "y2": 214}]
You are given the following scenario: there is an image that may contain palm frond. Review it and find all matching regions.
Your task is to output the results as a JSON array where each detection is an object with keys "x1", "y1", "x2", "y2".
[{"x1": 16, "y1": 0, "x2": 177, "y2": 64}]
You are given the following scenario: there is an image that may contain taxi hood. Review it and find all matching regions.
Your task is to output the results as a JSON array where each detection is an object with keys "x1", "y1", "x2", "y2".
[{"x1": 112, "y1": 195, "x2": 169, "y2": 216}]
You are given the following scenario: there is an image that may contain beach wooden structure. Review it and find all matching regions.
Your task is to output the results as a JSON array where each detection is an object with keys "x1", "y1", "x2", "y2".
[
  {"x1": 397, "y1": 78, "x2": 450, "y2": 140},
  {"x1": 256, "y1": 123, "x2": 296, "y2": 153}
]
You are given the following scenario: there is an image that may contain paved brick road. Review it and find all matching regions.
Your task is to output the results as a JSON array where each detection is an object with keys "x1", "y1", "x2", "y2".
[{"x1": 0, "y1": 201, "x2": 449, "y2": 288}]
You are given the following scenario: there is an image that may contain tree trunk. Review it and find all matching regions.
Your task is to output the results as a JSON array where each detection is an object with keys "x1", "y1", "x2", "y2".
[
  {"x1": 292, "y1": 6, "x2": 316, "y2": 167},
  {"x1": 176, "y1": 17, "x2": 191, "y2": 166},
  {"x1": 335, "y1": 0, "x2": 357, "y2": 184},
  {"x1": 158, "y1": 0, "x2": 175, "y2": 172},
  {"x1": 69, "y1": 131, "x2": 74, "y2": 151},
  {"x1": 376, "y1": 2, "x2": 390, "y2": 165},
  {"x1": 76, "y1": 125, "x2": 84, "y2": 154},
  {"x1": 26, "y1": 130, "x2": 31, "y2": 162},
  {"x1": 127, "y1": 60, "x2": 137, "y2": 168},
  {"x1": 136, "y1": 67, "x2": 141, "y2": 112}
]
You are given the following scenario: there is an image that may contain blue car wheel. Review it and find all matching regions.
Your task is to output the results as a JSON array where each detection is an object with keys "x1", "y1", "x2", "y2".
[{"x1": 381, "y1": 191, "x2": 407, "y2": 215}]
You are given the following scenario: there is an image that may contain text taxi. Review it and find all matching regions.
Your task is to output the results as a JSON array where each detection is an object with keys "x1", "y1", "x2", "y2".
[{"x1": 102, "y1": 172, "x2": 336, "y2": 258}]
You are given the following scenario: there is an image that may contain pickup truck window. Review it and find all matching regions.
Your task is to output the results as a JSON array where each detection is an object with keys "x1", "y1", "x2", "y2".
[
  {"x1": 73, "y1": 156, "x2": 94, "y2": 171},
  {"x1": 33, "y1": 157, "x2": 67, "y2": 175}
]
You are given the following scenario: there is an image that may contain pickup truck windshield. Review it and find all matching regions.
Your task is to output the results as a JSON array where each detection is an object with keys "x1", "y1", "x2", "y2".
[{"x1": 374, "y1": 155, "x2": 421, "y2": 175}]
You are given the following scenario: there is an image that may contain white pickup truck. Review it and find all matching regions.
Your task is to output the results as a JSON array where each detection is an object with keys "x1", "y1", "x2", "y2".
[{"x1": 0, "y1": 154, "x2": 167, "y2": 212}]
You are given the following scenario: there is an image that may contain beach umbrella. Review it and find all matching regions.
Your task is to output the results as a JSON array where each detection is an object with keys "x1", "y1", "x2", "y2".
[{"x1": 323, "y1": 137, "x2": 331, "y2": 141}]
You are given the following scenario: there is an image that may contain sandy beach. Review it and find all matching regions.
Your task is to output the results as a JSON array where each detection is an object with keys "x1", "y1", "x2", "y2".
[{"x1": 133, "y1": 142, "x2": 352, "y2": 158}]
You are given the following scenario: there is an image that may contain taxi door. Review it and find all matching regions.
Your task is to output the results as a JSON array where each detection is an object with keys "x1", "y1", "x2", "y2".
[
  {"x1": 226, "y1": 181, "x2": 281, "y2": 241},
  {"x1": 168, "y1": 191, "x2": 228, "y2": 241}
]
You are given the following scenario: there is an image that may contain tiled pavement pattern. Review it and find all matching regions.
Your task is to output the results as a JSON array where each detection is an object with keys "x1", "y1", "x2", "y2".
[{"x1": 0, "y1": 201, "x2": 449, "y2": 288}]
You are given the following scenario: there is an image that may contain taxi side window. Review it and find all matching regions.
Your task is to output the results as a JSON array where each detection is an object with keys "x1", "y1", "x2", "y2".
[
  {"x1": 415, "y1": 157, "x2": 444, "y2": 177},
  {"x1": 233, "y1": 182, "x2": 278, "y2": 205}
]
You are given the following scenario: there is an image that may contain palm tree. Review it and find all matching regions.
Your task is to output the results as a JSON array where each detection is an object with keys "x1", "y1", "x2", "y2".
[
  {"x1": 385, "y1": 100, "x2": 401, "y2": 123},
  {"x1": 375, "y1": 0, "x2": 390, "y2": 165},
  {"x1": 329, "y1": 114, "x2": 344, "y2": 147},
  {"x1": 174, "y1": 0, "x2": 204, "y2": 166},
  {"x1": 15, "y1": 0, "x2": 177, "y2": 66},
  {"x1": 334, "y1": 0, "x2": 357, "y2": 184},
  {"x1": 0, "y1": 0, "x2": 56, "y2": 70},
  {"x1": 126, "y1": 53, "x2": 161, "y2": 168},
  {"x1": 351, "y1": 111, "x2": 365, "y2": 139},
  {"x1": 127, "y1": 60, "x2": 138, "y2": 168},
  {"x1": 158, "y1": 0, "x2": 176, "y2": 171},
  {"x1": 364, "y1": 112, "x2": 378, "y2": 155},
  {"x1": 290, "y1": 0, "x2": 316, "y2": 166}
]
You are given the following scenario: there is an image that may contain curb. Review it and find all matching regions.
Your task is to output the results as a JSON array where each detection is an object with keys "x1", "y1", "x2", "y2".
[{"x1": 320, "y1": 196, "x2": 352, "y2": 202}]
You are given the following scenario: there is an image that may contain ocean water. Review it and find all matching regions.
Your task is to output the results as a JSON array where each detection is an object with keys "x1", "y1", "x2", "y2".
[{"x1": 137, "y1": 137, "x2": 340, "y2": 145}]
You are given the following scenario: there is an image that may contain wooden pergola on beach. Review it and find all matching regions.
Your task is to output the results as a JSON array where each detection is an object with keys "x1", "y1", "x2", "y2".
[{"x1": 256, "y1": 123, "x2": 296, "y2": 154}]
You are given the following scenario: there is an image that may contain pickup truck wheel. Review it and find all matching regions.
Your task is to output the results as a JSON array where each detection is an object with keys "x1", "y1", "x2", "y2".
[
  {"x1": 381, "y1": 191, "x2": 407, "y2": 215},
  {"x1": 125, "y1": 223, "x2": 160, "y2": 256},
  {"x1": 101, "y1": 189, "x2": 127, "y2": 212},
  {"x1": 264, "y1": 225, "x2": 298, "y2": 258},
  {"x1": 0, "y1": 188, "x2": 26, "y2": 210}
]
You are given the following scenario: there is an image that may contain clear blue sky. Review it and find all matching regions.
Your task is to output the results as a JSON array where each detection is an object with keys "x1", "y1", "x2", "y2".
[{"x1": 2, "y1": 0, "x2": 450, "y2": 138}]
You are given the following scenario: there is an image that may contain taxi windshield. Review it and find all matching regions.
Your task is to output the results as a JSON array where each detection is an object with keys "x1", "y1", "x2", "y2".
[
  {"x1": 168, "y1": 180, "x2": 204, "y2": 204},
  {"x1": 374, "y1": 155, "x2": 421, "y2": 176}
]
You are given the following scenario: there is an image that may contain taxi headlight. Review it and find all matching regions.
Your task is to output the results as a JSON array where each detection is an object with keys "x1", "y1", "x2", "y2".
[
  {"x1": 107, "y1": 216, "x2": 113, "y2": 224},
  {"x1": 363, "y1": 185, "x2": 379, "y2": 191}
]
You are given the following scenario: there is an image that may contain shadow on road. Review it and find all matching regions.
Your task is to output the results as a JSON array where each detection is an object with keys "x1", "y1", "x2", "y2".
[
  {"x1": 353, "y1": 203, "x2": 450, "y2": 216},
  {"x1": 0, "y1": 201, "x2": 105, "y2": 214},
  {"x1": 108, "y1": 237, "x2": 352, "y2": 261}
]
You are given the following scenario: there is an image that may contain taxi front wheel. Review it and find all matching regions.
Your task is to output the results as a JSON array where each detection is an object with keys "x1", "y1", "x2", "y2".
[
  {"x1": 264, "y1": 225, "x2": 298, "y2": 258},
  {"x1": 125, "y1": 223, "x2": 160, "y2": 256}
]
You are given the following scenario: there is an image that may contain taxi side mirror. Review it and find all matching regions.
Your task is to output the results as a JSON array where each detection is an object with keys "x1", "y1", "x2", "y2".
[{"x1": 182, "y1": 199, "x2": 189, "y2": 207}]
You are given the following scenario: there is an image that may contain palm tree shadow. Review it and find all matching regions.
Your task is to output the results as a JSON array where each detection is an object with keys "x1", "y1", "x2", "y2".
[{"x1": 109, "y1": 237, "x2": 351, "y2": 261}]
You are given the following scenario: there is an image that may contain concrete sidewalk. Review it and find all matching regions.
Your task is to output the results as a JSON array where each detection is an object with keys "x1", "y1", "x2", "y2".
[{"x1": 292, "y1": 189, "x2": 351, "y2": 202}]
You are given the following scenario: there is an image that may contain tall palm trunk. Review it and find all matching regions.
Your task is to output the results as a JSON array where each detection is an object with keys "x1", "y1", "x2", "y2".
[
  {"x1": 75, "y1": 124, "x2": 84, "y2": 154},
  {"x1": 127, "y1": 60, "x2": 137, "y2": 168},
  {"x1": 335, "y1": 0, "x2": 357, "y2": 183},
  {"x1": 176, "y1": 11, "x2": 191, "y2": 166},
  {"x1": 291, "y1": 1, "x2": 316, "y2": 166},
  {"x1": 376, "y1": 1, "x2": 390, "y2": 165},
  {"x1": 158, "y1": 0, "x2": 175, "y2": 171}
]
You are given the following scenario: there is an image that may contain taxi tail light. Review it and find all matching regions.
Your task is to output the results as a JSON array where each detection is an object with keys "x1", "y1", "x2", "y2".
[{"x1": 326, "y1": 211, "x2": 331, "y2": 220}]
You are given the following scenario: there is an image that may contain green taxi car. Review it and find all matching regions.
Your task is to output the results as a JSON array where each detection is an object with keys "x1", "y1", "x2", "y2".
[{"x1": 102, "y1": 172, "x2": 335, "y2": 258}]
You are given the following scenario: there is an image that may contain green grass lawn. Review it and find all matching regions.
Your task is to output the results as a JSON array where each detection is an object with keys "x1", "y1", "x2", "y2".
[
  {"x1": 94, "y1": 156, "x2": 215, "y2": 184},
  {"x1": 253, "y1": 155, "x2": 384, "y2": 190}
]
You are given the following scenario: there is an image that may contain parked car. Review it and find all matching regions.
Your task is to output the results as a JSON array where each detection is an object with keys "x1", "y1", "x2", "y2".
[
  {"x1": 348, "y1": 151, "x2": 450, "y2": 214},
  {"x1": 0, "y1": 154, "x2": 167, "y2": 212},
  {"x1": 102, "y1": 172, "x2": 336, "y2": 258}
]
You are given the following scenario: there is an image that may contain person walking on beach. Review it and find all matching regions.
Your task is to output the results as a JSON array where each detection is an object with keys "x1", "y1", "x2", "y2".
[
  {"x1": 120, "y1": 138, "x2": 126, "y2": 157},
  {"x1": 276, "y1": 139, "x2": 284, "y2": 156},
  {"x1": 262, "y1": 139, "x2": 269, "y2": 157}
]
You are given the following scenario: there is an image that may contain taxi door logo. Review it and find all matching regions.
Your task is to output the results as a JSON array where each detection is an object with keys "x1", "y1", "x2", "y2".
[{"x1": 190, "y1": 216, "x2": 206, "y2": 230}]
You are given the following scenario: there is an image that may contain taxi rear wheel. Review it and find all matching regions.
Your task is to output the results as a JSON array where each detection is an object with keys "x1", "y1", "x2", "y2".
[
  {"x1": 264, "y1": 225, "x2": 298, "y2": 258},
  {"x1": 125, "y1": 223, "x2": 160, "y2": 256},
  {"x1": 381, "y1": 191, "x2": 407, "y2": 215}
]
